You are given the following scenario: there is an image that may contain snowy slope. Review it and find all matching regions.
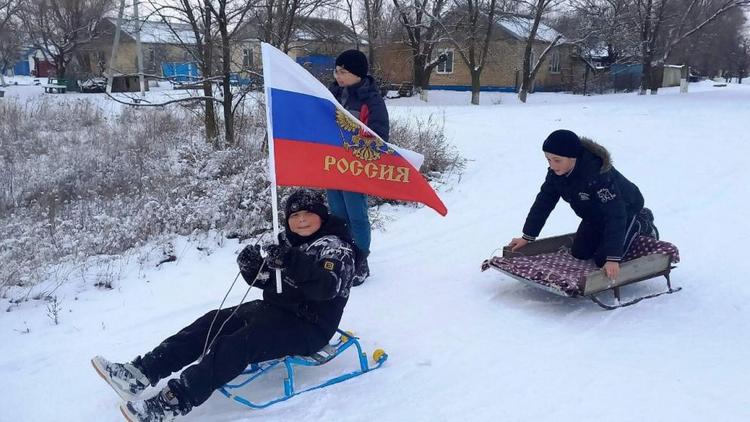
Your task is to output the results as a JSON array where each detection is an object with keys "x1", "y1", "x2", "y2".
[{"x1": 2, "y1": 81, "x2": 750, "y2": 422}]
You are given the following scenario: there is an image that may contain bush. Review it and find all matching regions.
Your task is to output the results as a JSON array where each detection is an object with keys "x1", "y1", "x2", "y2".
[
  {"x1": 370, "y1": 112, "x2": 465, "y2": 209},
  {"x1": 0, "y1": 98, "x2": 463, "y2": 298}
]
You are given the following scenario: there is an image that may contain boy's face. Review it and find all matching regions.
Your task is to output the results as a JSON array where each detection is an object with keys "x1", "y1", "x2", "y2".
[
  {"x1": 334, "y1": 66, "x2": 362, "y2": 87},
  {"x1": 288, "y1": 210, "x2": 322, "y2": 237},
  {"x1": 545, "y1": 152, "x2": 577, "y2": 176}
]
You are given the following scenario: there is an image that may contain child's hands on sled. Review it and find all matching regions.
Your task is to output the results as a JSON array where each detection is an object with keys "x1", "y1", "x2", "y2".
[
  {"x1": 603, "y1": 261, "x2": 620, "y2": 280},
  {"x1": 507, "y1": 237, "x2": 529, "y2": 252},
  {"x1": 263, "y1": 243, "x2": 290, "y2": 269}
]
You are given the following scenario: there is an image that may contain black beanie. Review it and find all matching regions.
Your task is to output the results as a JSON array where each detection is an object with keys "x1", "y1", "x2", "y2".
[
  {"x1": 542, "y1": 129, "x2": 583, "y2": 158},
  {"x1": 335, "y1": 50, "x2": 368, "y2": 78},
  {"x1": 284, "y1": 189, "x2": 329, "y2": 223}
]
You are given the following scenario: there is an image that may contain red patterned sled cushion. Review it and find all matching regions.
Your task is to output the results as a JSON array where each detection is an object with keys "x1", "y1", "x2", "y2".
[{"x1": 488, "y1": 236, "x2": 680, "y2": 297}]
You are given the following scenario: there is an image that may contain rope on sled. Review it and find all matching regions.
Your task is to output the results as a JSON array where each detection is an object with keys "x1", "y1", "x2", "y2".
[{"x1": 201, "y1": 235, "x2": 270, "y2": 360}]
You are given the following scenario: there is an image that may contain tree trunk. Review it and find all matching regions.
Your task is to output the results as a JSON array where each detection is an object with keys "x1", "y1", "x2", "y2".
[
  {"x1": 470, "y1": 71, "x2": 480, "y2": 105},
  {"x1": 639, "y1": 56, "x2": 651, "y2": 95},
  {"x1": 680, "y1": 65, "x2": 688, "y2": 94},
  {"x1": 650, "y1": 64, "x2": 663, "y2": 94},
  {"x1": 203, "y1": 79, "x2": 218, "y2": 145},
  {"x1": 518, "y1": 87, "x2": 528, "y2": 103},
  {"x1": 55, "y1": 54, "x2": 67, "y2": 78},
  {"x1": 413, "y1": 54, "x2": 427, "y2": 91},
  {"x1": 368, "y1": 44, "x2": 377, "y2": 73},
  {"x1": 220, "y1": 26, "x2": 234, "y2": 146}
]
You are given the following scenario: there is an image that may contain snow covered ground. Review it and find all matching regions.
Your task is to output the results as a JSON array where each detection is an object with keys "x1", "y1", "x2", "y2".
[{"x1": 2, "y1": 81, "x2": 750, "y2": 421}]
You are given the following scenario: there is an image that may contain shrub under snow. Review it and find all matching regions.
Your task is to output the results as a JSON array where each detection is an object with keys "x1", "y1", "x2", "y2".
[{"x1": 0, "y1": 96, "x2": 463, "y2": 300}]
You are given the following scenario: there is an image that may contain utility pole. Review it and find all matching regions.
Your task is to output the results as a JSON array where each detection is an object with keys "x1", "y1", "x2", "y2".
[
  {"x1": 133, "y1": 0, "x2": 145, "y2": 97},
  {"x1": 106, "y1": 0, "x2": 126, "y2": 95}
]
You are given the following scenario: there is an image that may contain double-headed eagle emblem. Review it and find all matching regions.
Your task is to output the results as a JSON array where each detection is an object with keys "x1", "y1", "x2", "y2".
[{"x1": 336, "y1": 109, "x2": 394, "y2": 161}]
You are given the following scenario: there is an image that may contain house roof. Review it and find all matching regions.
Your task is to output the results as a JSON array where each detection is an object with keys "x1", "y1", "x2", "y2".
[
  {"x1": 497, "y1": 17, "x2": 565, "y2": 44},
  {"x1": 238, "y1": 15, "x2": 362, "y2": 45},
  {"x1": 107, "y1": 18, "x2": 197, "y2": 45}
]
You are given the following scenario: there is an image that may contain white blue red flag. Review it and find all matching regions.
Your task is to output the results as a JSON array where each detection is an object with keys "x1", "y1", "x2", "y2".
[{"x1": 261, "y1": 43, "x2": 448, "y2": 216}]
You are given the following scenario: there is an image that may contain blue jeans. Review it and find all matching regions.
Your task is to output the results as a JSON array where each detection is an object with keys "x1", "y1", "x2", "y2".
[{"x1": 326, "y1": 190, "x2": 370, "y2": 254}]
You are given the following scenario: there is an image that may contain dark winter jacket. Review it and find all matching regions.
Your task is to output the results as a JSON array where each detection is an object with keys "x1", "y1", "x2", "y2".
[
  {"x1": 329, "y1": 75, "x2": 389, "y2": 142},
  {"x1": 522, "y1": 138, "x2": 644, "y2": 262},
  {"x1": 238, "y1": 217, "x2": 357, "y2": 337}
]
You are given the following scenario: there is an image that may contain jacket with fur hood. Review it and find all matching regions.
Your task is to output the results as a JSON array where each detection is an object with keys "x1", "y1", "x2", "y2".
[
  {"x1": 329, "y1": 75, "x2": 389, "y2": 142},
  {"x1": 522, "y1": 137, "x2": 644, "y2": 262}
]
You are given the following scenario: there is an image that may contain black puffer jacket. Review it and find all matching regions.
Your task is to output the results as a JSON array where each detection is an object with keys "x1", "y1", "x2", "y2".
[
  {"x1": 522, "y1": 138, "x2": 644, "y2": 261},
  {"x1": 238, "y1": 217, "x2": 357, "y2": 338},
  {"x1": 329, "y1": 75, "x2": 389, "y2": 142}
]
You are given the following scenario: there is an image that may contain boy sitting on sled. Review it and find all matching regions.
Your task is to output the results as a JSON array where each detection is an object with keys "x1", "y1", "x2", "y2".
[
  {"x1": 507, "y1": 130, "x2": 658, "y2": 281},
  {"x1": 92, "y1": 189, "x2": 358, "y2": 422}
]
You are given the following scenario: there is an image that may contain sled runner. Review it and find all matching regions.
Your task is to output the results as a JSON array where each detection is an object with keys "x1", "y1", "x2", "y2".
[
  {"x1": 219, "y1": 331, "x2": 387, "y2": 409},
  {"x1": 481, "y1": 233, "x2": 682, "y2": 309}
]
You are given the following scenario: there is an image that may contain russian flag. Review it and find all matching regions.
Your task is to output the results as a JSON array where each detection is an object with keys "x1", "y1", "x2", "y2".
[{"x1": 261, "y1": 43, "x2": 447, "y2": 216}]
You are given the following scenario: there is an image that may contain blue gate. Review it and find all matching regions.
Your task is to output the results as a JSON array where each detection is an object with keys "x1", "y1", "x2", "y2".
[
  {"x1": 296, "y1": 55, "x2": 335, "y2": 76},
  {"x1": 13, "y1": 60, "x2": 31, "y2": 76},
  {"x1": 161, "y1": 62, "x2": 200, "y2": 82}
]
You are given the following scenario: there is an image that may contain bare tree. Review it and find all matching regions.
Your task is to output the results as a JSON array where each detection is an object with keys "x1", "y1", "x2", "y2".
[
  {"x1": 444, "y1": 0, "x2": 505, "y2": 105},
  {"x1": 22, "y1": 0, "x2": 114, "y2": 79},
  {"x1": 363, "y1": 0, "x2": 385, "y2": 70},
  {"x1": 628, "y1": 0, "x2": 750, "y2": 95},
  {"x1": 0, "y1": 0, "x2": 20, "y2": 33},
  {"x1": 738, "y1": 36, "x2": 749, "y2": 83},
  {"x1": 565, "y1": 0, "x2": 640, "y2": 66},
  {"x1": 668, "y1": 6, "x2": 747, "y2": 79},
  {"x1": 248, "y1": 0, "x2": 335, "y2": 53},
  {"x1": 206, "y1": 0, "x2": 257, "y2": 146},
  {"x1": 147, "y1": 0, "x2": 260, "y2": 146},
  {"x1": 342, "y1": 0, "x2": 362, "y2": 51},
  {"x1": 517, "y1": 0, "x2": 564, "y2": 103},
  {"x1": 0, "y1": 0, "x2": 23, "y2": 86},
  {"x1": 392, "y1": 0, "x2": 449, "y2": 99}
]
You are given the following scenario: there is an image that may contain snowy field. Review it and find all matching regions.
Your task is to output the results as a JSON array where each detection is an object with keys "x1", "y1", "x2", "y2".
[{"x1": 2, "y1": 81, "x2": 750, "y2": 421}]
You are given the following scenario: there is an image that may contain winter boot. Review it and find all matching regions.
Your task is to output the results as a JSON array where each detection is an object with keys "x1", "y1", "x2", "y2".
[
  {"x1": 638, "y1": 208, "x2": 659, "y2": 240},
  {"x1": 91, "y1": 355, "x2": 150, "y2": 401},
  {"x1": 120, "y1": 380, "x2": 192, "y2": 422},
  {"x1": 352, "y1": 257, "x2": 370, "y2": 286}
]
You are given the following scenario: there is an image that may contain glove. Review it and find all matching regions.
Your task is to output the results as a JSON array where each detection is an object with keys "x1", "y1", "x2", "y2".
[
  {"x1": 237, "y1": 244, "x2": 264, "y2": 274},
  {"x1": 263, "y1": 242, "x2": 291, "y2": 270}
]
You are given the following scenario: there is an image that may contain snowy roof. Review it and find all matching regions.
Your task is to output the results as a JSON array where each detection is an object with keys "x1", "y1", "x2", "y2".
[
  {"x1": 108, "y1": 18, "x2": 197, "y2": 45},
  {"x1": 238, "y1": 16, "x2": 361, "y2": 44},
  {"x1": 497, "y1": 17, "x2": 565, "y2": 44}
]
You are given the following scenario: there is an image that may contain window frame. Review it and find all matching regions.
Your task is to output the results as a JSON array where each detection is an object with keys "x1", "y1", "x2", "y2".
[
  {"x1": 548, "y1": 49, "x2": 561, "y2": 74},
  {"x1": 242, "y1": 48, "x2": 254, "y2": 68},
  {"x1": 436, "y1": 48, "x2": 454, "y2": 74}
]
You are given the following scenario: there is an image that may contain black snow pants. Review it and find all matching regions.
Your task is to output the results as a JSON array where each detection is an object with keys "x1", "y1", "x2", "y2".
[
  {"x1": 133, "y1": 300, "x2": 330, "y2": 407},
  {"x1": 571, "y1": 213, "x2": 641, "y2": 267}
]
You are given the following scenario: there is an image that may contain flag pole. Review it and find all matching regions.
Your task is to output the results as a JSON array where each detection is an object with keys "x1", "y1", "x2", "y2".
[{"x1": 261, "y1": 43, "x2": 283, "y2": 293}]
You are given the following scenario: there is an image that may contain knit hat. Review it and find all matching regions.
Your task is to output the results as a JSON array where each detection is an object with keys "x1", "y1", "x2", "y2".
[
  {"x1": 335, "y1": 50, "x2": 369, "y2": 78},
  {"x1": 542, "y1": 129, "x2": 583, "y2": 158},
  {"x1": 284, "y1": 189, "x2": 329, "y2": 223}
]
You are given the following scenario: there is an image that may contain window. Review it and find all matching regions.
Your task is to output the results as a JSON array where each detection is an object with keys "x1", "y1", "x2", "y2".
[
  {"x1": 148, "y1": 48, "x2": 156, "y2": 67},
  {"x1": 243, "y1": 48, "x2": 254, "y2": 68},
  {"x1": 548, "y1": 49, "x2": 561, "y2": 73},
  {"x1": 436, "y1": 49, "x2": 454, "y2": 74}
]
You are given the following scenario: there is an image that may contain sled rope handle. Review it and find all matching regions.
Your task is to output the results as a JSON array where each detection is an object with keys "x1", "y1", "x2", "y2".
[{"x1": 201, "y1": 237, "x2": 270, "y2": 360}]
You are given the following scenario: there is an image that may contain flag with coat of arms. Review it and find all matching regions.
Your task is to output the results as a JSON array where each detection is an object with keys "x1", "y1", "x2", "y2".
[{"x1": 261, "y1": 43, "x2": 448, "y2": 216}]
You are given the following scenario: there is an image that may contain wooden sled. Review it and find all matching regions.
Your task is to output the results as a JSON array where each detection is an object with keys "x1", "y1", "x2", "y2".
[{"x1": 482, "y1": 233, "x2": 682, "y2": 310}]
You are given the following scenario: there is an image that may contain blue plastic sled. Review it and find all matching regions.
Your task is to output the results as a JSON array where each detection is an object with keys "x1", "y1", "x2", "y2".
[{"x1": 219, "y1": 332, "x2": 388, "y2": 409}]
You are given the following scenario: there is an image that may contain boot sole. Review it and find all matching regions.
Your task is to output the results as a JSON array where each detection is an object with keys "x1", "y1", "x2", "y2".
[
  {"x1": 119, "y1": 403, "x2": 138, "y2": 422},
  {"x1": 91, "y1": 357, "x2": 142, "y2": 402}
]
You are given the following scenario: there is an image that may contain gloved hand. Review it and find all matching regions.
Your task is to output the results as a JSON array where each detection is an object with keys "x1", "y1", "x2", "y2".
[
  {"x1": 237, "y1": 244, "x2": 264, "y2": 274},
  {"x1": 263, "y1": 242, "x2": 291, "y2": 270}
]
